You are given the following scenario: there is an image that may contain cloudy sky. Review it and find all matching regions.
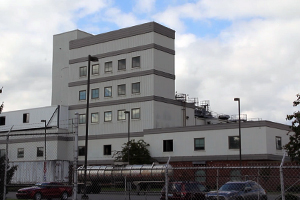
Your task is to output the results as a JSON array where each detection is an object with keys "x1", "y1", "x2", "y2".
[{"x1": 0, "y1": 0, "x2": 299, "y2": 125}]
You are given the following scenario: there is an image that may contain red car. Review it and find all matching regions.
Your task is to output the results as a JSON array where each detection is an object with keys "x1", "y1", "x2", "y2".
[
  {"x1": 16, "y1": 182, "x2": 72, "y2": 200},
  {"x1": 160, "y1": 181, "x2": 209, "y2": 200}
]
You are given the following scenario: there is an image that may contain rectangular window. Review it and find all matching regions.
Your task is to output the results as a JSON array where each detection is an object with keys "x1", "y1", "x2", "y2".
[
  {"x1": 0, "y1": 149, "x2": 5, "y2": 157},
  {"x1": 23, "y1": 113, "x2": 29, "y2": 123},
  {"x1": 78, "y1": 146, "x2": 85, "y2": 156},
  {"x1": 0, "y1": 116, "x2": 5, "y2": 126},
  {"x1": 37, "y1": 147, "x2": 44, "y2": 157},
  {"x1": 132, "y1": 56, "x2": 140, "y2": 68},
  {"x1": 104, "y1": 86, "x2": 112, "y2": 97},
  {"x1": 18, "y1": 148, "x2": 24, "y2": 158},
  {"x1": 163, "y1": 140, "x2": 173, "y2": 152},
  {"x1": 194, "y1": 138, "x2": 205, "y2": 150},
  {"x1": 118, "y1": 84, "x2": 126, "y2": 96},
  {"x1": 104, "y1": 145, "x2": 112, "y2": 155},
  {"x1": 104, "y1": 111, "x2": 112, "y2": 122},
  {"x1": 91, "y1": 88, "x2": 99, "y2": 99},
  {"x1": 91, "y1": 113, "x2": 99, "y2": 123},
  {"x1": 80, "y1": 66, "x2": 87, "y2": 77},
  {"x1": 132, "y1": 82, "x2": 140, "y2": 94},
  {"x1": 229, "y1": 136, "x2": 240, "y2": 149},
  {"x1": 92, "y1": 64, "x2": 99, "y2": 75},
  {"x1": 117, "y1": 110, "x2": 126, "y2": 121},
  {"x1": 132, "y1": 108, "x2": 140, "y2": 119},
  {"x1": 105, "y1": 61, "x2": 112, "y2": 73},
  {"x1": 276, "y1": 136, "x2": 282, "y2": 150},
  {"x1": 118, "y1": 59, "x2": 126, "y2": 70},
  {"x1": 79, "y1": 114, "x2": 86, "y2": 124},
  {"x1": 79, "y1": 90, "x2": 86, "y2": 100}
]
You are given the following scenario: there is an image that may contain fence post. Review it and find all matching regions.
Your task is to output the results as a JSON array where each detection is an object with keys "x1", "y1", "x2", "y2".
[
  {"x1": 280, "y1": 152, "x2": 286, "y2": 200},
  {"x1": 217, "y1": 169, "x2": 219, "y2": 200},
  {"x1": 165, "y1": 156, "x2": 170, "y2": 200},
  {"x1": 3, "y1": 126, "x2": 13, "y2": 200},
  {"x1": 73, "y1": 114, "x2": 79, "y2": 200}
]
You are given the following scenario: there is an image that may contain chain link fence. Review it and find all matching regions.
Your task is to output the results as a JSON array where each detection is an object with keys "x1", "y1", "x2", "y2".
[{"x1": 1, "y1": 130, "x2": 300, "y2": 200}]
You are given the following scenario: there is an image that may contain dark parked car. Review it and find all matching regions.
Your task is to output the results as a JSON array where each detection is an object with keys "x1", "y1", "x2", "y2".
[
  {"x1": 160, "y1": 181, "x2": 209, "y2": 200},
  {"x1": 206, "y1": 180, "x2": 267, "y2": 200},
  {"x1": 16, "y1": 182, "x2": 72, "y2": 200}
]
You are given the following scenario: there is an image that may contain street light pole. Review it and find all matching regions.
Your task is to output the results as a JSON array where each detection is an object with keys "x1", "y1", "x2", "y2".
[
  {"x1": 83, "y1": 55, "x2": 98, "y2": 200},
  {"x1": 234, "y1": 98, "x2": 242, "y2": 166},
  {"x1": 124, "y1": 111, "x2": 130, "y2": 164},
  {"x1": 41, "y1": 120, "x2": 47, "y2": 181}
]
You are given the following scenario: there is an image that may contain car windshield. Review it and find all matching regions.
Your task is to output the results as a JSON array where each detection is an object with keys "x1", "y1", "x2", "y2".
[
  {"x1": 35, "y1": 183, "x2": 50, "y2": 188},
  {"x1": 185, "y1": 183, "x2": 206, "y2": 192},
  {"x1": 220, "y1": 183, "x2": 245, "y2": 191}
]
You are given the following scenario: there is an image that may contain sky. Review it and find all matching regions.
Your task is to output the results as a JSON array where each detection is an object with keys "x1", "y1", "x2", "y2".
[{"x1": 0, "y1": 0, "x2": 300, "y2": 125}]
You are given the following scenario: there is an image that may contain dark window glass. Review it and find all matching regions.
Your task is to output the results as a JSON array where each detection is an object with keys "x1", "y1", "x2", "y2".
[
  {"x1": 163, "y1": 140, "x2": 173, "y2": 152},
  {"x1": 79, "y1": 90, "x2": 86, "y2": 100},
  {"x1": 118, "y1": 84, "x2": 126, "y2": 95},
  {"x1": 18, "y1": 148, "x2": 24, "y2": 158},
  {"x1": 104, "y1": 87, "x2": 112, "y2": 97},
  {"x1": 194, "y1": 138, "x2": 205, "y2": 150},
  {"x1": 132, "y1": 82, "x2": 140, "y2": 94},
  {"x1": 0, "y1": 117, "x2": 5, "y2": 126},
  {"x1": 104, "y1": 145, "x2": 112, "y2": 155},
  {"x1": 37, "y1": 147, "x2": 44, "y2": 157},
  {"x1": 91, "y1": 113, "x2": 99, "y2": 123},
  {"x1": 104, "y1": 111, "x2": 112, "y2": 122},
  {"x1": 92, "y1": 64, "x2": 99, "y2": 75},
  {"x1": 79, "y1": 114, "x2": 86, "y2": 124},
  {"x1": 78, "y1": 146, "x2": 85, "y2": 156},
  {"x1": 132, "y1": 56, "x2": 140, "y2": 68},
  {"x1": 229, "y1": 136, "x2": 240, "y2": 149},
  {"x1": 118, "y1": 110, "x2": 126, "y2": 121},
  {"x1": 91, "y1": 88, "x2": 99, "y2": 99},
  {"x1": 276, "y1": 136, "x2": 282, "y2": 150},
  {"x1": 105, "y1": 61, "x2": 112, "y2": 73},
  {"x1": 23, "y1": 113, "x2": 29, "y2": 123},
  {"x1": 80, "y1": 66, "x2": 87, "y2": 77},
  {"x1": 132, "y1": 108, "x2": 140, "y2": 119},
  {"x1": 118, "y1": 59, "x2": 126, "y2": 70}
]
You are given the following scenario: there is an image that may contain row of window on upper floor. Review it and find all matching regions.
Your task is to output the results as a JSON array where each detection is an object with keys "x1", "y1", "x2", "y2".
[
  {"x1": 79, "y1": 82, "x2": 140, "y2": 100},
  {"x1": 0, "y1": 136, "x2": 283, "y2": 159},
  {"x1": 0, "y1": 113, "x2": 30, "y2": 126},
  {"x1": 79, "y1": 56, "x2": 140, "y2": 77},
  {"x1": 78, "y1": 108, "x2": 140, "y2": 124},
  {"x1": 74, "y1": 135, "x2": 283, "y2": 157}
]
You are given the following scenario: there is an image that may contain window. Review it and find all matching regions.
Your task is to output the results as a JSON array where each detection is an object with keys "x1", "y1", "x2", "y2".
[
  {"x1": 104, "y1": 86, "x2": 112, "y2": 97},
  {"x1": 91, "y1": 113, "x2": 99, "y2": 123},
  {"x1": 276, "y1": 136, "x2": 282, "y2": 150},
  {"x1": 195, "y1": 170, "x2": 206, "y2": 182},
  {"x1": 194, "y1": 138, "x2": 205, "y2": 150},
  {"x1": 92, "y1": 64, "x2": 99, "y2": 75},
  {"x1": 132, "y1": 56, "x2": 140, "y2": 68},
  {"x1": 23, "y1": 113, "x2": 29, "y2": 123},
  {"x1": 18, "y1": 148, "x2": 24, "y2": 158},
  {"x1": 79, "y1": 90, "x2": 86, "y2": 100},
  {"x1": 79, "y1": 114, "x2": 86, "y2": 124},
  {"x1": 80, "y1": 66, "x2": 87, "y2": 77},
  {"x1": 104, "y1": 111, "x2": 112, "y2": 122},
  {"x1": 118, "y1": 84, "x2": 126, "y2": 96},
  {"x1": 0, "y1": 116, "x2": 5, "y2": 126},
  {"x1": 37, "y1": 147, "x2": 44, "y2": 157},
  {"x1": 78, "y1": 146, "x2": 85, "y2": 156},
  {"x1": 118, "y1": 59, "x2": 126, "y2": 70},
  {"x1": 104, "y1": 145, "x2": 112, "y2": 155},
  {"x1": 0, "y1": 149, "x2": 5, "y2": 157},
  {"x1": 105, "y1": 61, "x2": 112, "y2": 73},
  {"x1": 118, "y1": 110, "x2": 126, "y2": 121},
  {"x1": 91, "y1": 88, "x2": 99, "y2": 99},
  {"x1": 132, "y1": 108, "x2": 140, "y2": 119},
  {"x1": 229, "y1": 136, "x2": 240, "y2": 149},
  {"x1": 132, "y1": 82, "x2": 140, "y2": 94},
  {"x1": 163, "y1": 140, "x2": 173, "y2": 152}
]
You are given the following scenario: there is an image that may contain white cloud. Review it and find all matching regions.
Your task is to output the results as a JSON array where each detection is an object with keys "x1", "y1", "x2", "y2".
[{"x1": 133, "y1": 0, "x2": 156, "y2": 13}]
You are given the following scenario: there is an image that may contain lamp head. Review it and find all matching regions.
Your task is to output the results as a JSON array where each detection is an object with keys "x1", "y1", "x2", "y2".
[
  {"x1": 89, "y1": 55, "x2": 99, "y2": 62},
  {"x1": 124, "y1": 111, "x2": 130, "y2": 114},
  {"x1": 234, "y1": 98, "x2": 240, "y2": 101},
  {"x1": 41, "y1": 120, "x2": 46, "y2": 122}
]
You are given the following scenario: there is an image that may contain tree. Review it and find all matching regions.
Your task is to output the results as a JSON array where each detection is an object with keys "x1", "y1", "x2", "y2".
[
  {"x1": 115, "y1": 139, "x2": 155, "y2": 164},
  {"x1": 0, "y1": 156, "x2": 17, "y2": 199},
  {"x1": 284, "y1": 94, "x2": 300, "y2": 162}
]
